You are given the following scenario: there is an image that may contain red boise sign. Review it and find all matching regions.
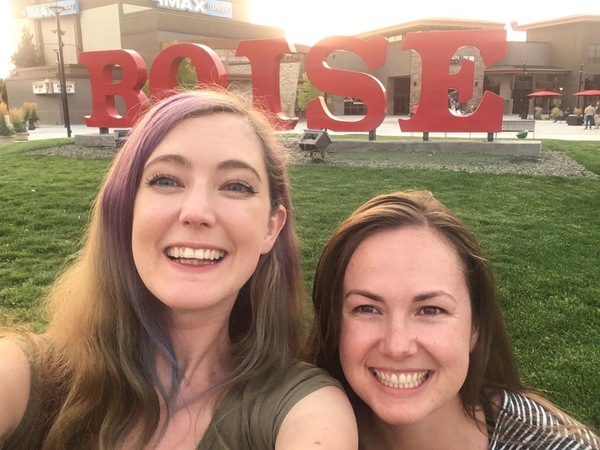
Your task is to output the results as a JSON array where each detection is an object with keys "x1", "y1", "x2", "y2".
[{"x1": 80, "y1": 29, "x2": 506, "y2": 133}]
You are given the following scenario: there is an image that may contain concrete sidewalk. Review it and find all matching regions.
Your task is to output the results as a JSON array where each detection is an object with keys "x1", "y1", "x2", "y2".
[
  {"x1": 291, "y1": 114, "x2": 600, "y2": 141},
  {"x1": 21, "y1": 114, "x2": 600, "y2": 142}
]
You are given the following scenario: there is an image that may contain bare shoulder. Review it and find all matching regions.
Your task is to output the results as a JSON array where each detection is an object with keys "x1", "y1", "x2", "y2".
[
  {"x1": 276, "y1": 385, "x2": 358, "y2": 449},
  {"x1": 0, "y1": 339, "x2": 31, "y2": 440}
]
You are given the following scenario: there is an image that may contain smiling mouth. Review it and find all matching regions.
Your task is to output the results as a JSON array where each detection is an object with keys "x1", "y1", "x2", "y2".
[
  {"x1": 371, "y1": 369, "x2": 430, "y2": 389},
  {"x1": 166, "y1": 247, "x2": 226, "y2": 265}
]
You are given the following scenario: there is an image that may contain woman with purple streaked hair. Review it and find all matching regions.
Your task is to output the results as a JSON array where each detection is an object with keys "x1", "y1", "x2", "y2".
[{"x1": 0, "y1": 89, "x2": 357, "y2": 449}]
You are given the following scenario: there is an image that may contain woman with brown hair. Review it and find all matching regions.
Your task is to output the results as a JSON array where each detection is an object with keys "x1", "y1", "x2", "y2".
[
  {"x1": 307, "y1": 190, "x2": 598, "y2": 449},
  {"x1": 0, "y1": 89, "x2": 357, "y2": 449}
]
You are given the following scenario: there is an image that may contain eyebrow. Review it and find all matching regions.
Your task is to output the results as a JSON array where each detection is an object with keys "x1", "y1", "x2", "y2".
[
  {"x1": 143, "y1": 155, "x2": 262, "y2": 182},
  {"x1": 414, "y1": 290, "x2": 457, "y2": 303},
  {"x1": 344, "y1": 289, "x2": 384, "y2": 302},
  {"x1": 144, "y1": 154, "x2": 189, "y2": 170},
  {"x1": 217, "y1": 159, "x2": 262, "y2": 182},
  {"x1": 344, "y1": 289, "x2": 456, "y2": 303}
]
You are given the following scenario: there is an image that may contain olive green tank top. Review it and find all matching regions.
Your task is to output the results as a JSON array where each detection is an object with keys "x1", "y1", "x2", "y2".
[
  {"x1": 198, "y1": 362, "x2": 341, "y2": 449},
  {"x1": 4, "y1": 353, "x2": 341, "y2": 449}
]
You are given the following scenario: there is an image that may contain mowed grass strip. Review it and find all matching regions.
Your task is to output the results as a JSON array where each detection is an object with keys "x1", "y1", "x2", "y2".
[{"x1": 1, "y1": 139, "x2": 598, "y2": 429}]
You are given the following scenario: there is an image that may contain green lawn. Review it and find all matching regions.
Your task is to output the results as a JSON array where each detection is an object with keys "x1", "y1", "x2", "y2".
[{"x1": 1, "y1": 138, "x2": 598, "y2": 430}]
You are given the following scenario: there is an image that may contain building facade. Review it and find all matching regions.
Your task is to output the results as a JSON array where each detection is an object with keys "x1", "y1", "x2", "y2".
[
  {"x1": 6, "y1": 0, "x2": 300, "y2": 124},
  {"x1": 335, "y1": 16, "x2": 600, "y2": 117},
  {"x1": 5, "y1": 5, "x2": 600, "y2": 125}
]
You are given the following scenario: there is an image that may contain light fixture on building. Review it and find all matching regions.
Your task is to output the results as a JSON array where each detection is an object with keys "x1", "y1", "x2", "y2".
[{"x1": 298, "y1": 129, "x2": 331, "y2": 160}]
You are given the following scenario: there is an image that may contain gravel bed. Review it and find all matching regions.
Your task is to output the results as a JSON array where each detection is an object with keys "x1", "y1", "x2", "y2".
[
  {"x1": 29, "y1": 143, "x2": 598, "y2": 178},
  {"x1": 29, "y1": 144, "x2": 119, "y2": 159},
  {"x1": 288, "y1": 147, "x2": 598, "y2": 178}
]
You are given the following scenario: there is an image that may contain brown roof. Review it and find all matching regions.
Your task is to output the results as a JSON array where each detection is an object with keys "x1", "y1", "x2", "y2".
[
  {"x1": 511, "y1": 15, "x2": 600, "y2": 31},
  {"x1": 354, "y1": 17, "x2": 506, "y2": 38}
]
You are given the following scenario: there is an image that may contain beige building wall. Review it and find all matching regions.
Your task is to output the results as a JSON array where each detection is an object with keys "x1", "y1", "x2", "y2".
[
  {"x1": 122, "y1": 3, "x2": 153, "y2": 14},
  {"x1": 39, "y1": 14, "x2": 79, "y2": 65},
  {"x1": 80, "y1": 4, "x2": 122, "y2": 50},
  {"x1": 227, "y1": 60, "x2": 300, "y2": 118}
]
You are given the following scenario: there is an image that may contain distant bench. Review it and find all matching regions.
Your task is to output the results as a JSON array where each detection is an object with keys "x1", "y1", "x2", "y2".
[
  {"x1": 487, "y1": 119, "x2": 535, "y2": 141},
  {"x1": 418, "y1": 119, "x2": 536, "y2": 141},
  {"x1": 501, "y1": 119, "x2": 535, "y2": 133}
]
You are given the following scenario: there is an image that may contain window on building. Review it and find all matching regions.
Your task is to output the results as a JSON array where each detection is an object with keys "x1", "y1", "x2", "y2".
[
  {"x1": 344, "y1": 97, "x2": 366, "y2": 115},
  {"x1": 588, "y1": 44, "x2": 600, "y2": 64},
  {"x1": 483, "y1": 76, "x2": 500, "y2": 95}
]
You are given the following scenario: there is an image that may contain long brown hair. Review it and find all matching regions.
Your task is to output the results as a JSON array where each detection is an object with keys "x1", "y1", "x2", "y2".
[
  {"x1": 6, "y1": 89, "x2": 305, "y2": 449},
  {"x1": 306, "y1": 190, "x2": 523, "y2": 422},
  {"x1": 307, "y1": 190, "x2": 600, "y2": 445}
]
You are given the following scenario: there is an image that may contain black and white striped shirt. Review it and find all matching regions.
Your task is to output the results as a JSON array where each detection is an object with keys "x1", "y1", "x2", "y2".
[{"x1": 489, "y1": 390, "x2": 599, "y2": 449}]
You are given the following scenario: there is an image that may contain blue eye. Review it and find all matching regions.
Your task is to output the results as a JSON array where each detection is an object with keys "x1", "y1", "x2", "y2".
[
  {"x1": 224, "y1": 181, "x2": 257, "y2": 195},
  {"x1": 146, "y1": 174, "x2": 179, "y2": 188}
]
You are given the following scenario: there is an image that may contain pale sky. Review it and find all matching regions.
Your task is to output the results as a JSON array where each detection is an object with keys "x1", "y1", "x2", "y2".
[{"x1": 1, "y1": 0, "x2": 599, "y2": 78}]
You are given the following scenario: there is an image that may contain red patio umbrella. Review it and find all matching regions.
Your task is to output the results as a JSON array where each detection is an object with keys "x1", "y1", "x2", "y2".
[
  {"x1": 574, "y1": 90, "x2": 600, "y2": 109},
  {"x1": 527, "y1": 91, "x2": 562, "y2": 97},
  {"x1": 527, "y1": 91, "x2": 562, "y2": 115},
  {"x1": 573, "y1": 89, "x2": 600, "y2": 96}
]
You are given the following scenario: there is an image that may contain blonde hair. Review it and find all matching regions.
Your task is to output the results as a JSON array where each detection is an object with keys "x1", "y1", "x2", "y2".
[{"x1": 5, "y1": 89, "x2": 305, "y2": 449}]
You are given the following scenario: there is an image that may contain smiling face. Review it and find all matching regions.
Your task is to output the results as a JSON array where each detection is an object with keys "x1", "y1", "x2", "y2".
[
  {"x1": 131, "y1": 113, "x2": 286, "y2": 320},
  {"x1": 339, "y1": 226, "x2": 477, "y2": 427}
]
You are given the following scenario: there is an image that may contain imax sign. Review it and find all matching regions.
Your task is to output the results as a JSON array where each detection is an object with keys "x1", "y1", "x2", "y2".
[
  {"x1": 25, "y1": 0, "x2": 79, "y2": 19},
  {"x1": 155, "y1": 0, "x2": 232, "y2": 18}
]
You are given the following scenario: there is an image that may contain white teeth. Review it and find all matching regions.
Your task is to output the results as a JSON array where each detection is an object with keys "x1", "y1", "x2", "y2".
[
  {"x1": 372, "y1": 370, "x2": 429, "y2": 389},
  {"x1": 166, "y1": 247, "x2": 225, "y2": 263}
]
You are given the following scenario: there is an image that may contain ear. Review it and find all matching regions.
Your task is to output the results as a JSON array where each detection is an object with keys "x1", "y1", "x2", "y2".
[{"x1": 261, "y1": 204, "x2": 287, "y2": 254}]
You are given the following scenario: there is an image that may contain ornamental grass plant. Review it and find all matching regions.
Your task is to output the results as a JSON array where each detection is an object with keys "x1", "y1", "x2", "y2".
[{"x1": 0, "y1": 102, "x2": 14, "y2": 137}]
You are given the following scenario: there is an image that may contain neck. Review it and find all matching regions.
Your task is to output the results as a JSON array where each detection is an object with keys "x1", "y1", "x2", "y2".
[
  {"x1": 358, "y1": 402, "x2": 488, "y2": 450},
  {"x1": 158, "y1": 309, "x2": 234, "y2": 402}
]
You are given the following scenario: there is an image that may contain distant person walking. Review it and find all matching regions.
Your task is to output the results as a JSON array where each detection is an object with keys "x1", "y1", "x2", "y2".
[
  {"x1": 584, "y1": 103, "x2": 596, "y2": 129},
  {"x1": 594, "y1": 100, "x2": 600, "y2": 129}
]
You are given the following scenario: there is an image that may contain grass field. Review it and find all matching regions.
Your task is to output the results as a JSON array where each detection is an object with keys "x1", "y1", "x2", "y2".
[{"x1": 1, "y1": 137, "x2": 598, "y2": 429}]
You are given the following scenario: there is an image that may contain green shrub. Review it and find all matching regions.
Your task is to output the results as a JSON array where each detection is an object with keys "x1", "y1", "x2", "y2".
[{"x1": 0, "y1": 103, "x2": 14, "y2": 136}]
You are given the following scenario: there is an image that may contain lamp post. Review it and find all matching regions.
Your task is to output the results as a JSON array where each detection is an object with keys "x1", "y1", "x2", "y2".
[
  {"x1": 520, "y1": 61, "x2": 528, "y2": 119},
  {"x1": 577, "y1": 63, "x2": 584, "y2": 110},
  {"x1": 49, "y1": 4, "x2": 71, "y2": 138}
]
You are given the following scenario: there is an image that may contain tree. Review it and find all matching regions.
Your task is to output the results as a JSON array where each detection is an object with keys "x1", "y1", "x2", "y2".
[
  {"x1": 0, "y1": 78, "x2": 7, "y2": 105},
  {"x1": 175, "y1": 55, "x2": 198, "y2": 90},
  {"x1": 296, "y1": 72, "x2": 323, "y2": 112},
  {"x1": 11, "y1": 27, "x2": 43, "y2": 69},
  {"x1": 140, "y1": 41, "x2": 199, "y2": 96}
]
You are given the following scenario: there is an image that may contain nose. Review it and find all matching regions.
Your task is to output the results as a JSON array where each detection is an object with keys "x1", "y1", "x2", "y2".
[
  {"x1": 178, "y1": 186, "x2": 217, "y2": 227},
  {"x1": 379, "y1": 316, "x2": 418, "y2": 359}
]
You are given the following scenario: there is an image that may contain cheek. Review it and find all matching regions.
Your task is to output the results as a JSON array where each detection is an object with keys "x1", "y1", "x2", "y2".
[
  {"x1": 434, "y1": 329, "x2": 473, "y2": 378},
  {"x1": 339, "y1": 319, "x2": 367, "y2": 369}
]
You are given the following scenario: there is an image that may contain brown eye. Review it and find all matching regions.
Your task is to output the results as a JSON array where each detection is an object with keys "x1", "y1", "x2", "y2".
[
  {"x1": 354, "y1": 305, "x2": 380, "y2": 315},
  {"x1": 420, "y1": 306, "x2": 444, "y2": 316}
]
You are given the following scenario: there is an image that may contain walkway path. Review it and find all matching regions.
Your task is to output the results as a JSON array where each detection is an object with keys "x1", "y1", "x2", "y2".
[{"x1": 23, "y1": 114, "x2": 600, "y2": 141}]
